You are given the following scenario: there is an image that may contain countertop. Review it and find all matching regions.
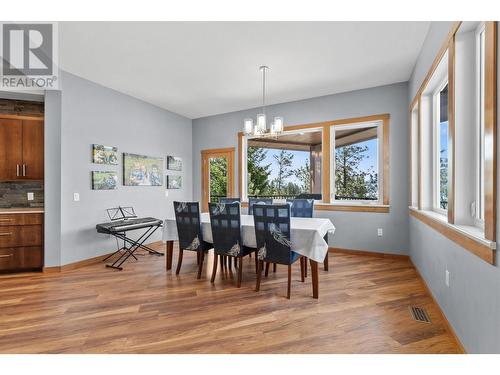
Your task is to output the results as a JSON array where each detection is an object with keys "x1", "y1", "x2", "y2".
[{"x1": 0, "y1": 207, "x2": 44, "y2": 214}]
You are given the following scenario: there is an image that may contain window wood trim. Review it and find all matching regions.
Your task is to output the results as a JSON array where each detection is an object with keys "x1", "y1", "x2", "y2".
[
  {"x1": 409, "y1": 21, "x2": 498, "y2": 262},
  {"x1": 201, "y1": 147, "x2": 235, "y2": 212},
  {"x1": 237, "y1": 113, "x2": 390, "y2": 213},
  {"x1": 410, "y1": 208, "x2": 495, "y2": 265}
]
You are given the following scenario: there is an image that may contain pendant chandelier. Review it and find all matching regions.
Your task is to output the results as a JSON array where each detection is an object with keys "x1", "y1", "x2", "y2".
[{"x1": 243, "y1": 66, "x2": 284, "y2": 137}]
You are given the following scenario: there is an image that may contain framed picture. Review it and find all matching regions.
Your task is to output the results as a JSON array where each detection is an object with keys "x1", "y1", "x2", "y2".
[
  {"x1": 167, "y1": 156, "x2": 182, "y2": 171},
  {"x1": 167, "y1": 175, "x2": 182, "y2": 189},
  {"x1": 92, "y1": 144, "x2": 118, "y2": 165},
  {"x1": 123, "y1": 153, "x2": 164, "y2": 186},
  {"x1": 92, "y1": 171, "x2": 118, "y2": 190}
]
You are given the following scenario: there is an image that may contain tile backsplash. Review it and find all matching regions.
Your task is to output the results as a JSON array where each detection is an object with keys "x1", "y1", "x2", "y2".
[{"x1": 0, "y1": 182, "x2": 44, "y2": 208}]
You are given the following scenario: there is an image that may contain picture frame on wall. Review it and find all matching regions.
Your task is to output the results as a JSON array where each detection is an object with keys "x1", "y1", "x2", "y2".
[
  {"x1": 92, "y1": 144, "x2": 118, "y2": 165},
  {"x1": 92, "y1": 171, "x2": 118, "y2": 190},
  {"x1": 167, "y1": 156, "x2": 182, "y2": 171},
  {"x1": 123, "y1": 153, "x2": 164, "y2": 186},
  {"x1": 167, "y1": 175, "x2": 182, "y2": 189}
]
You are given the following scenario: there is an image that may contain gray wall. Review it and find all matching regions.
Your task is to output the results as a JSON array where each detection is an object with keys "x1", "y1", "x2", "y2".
[
  {"x1": 193, "y1": 82, "x2": 409, "y2": 255},
  {"x1": 408, "y1": 22, "x2": 500, "y2": 353},
  {"x1": 46, "y1": 71, "x2": 193, "y2": 266}
]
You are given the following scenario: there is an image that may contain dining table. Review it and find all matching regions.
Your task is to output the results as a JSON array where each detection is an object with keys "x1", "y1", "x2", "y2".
[{"x1": 163, "y1": 213, "x2": 335, "y2": 298}]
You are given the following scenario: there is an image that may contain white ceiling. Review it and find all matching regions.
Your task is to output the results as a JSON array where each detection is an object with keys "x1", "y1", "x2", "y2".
[{"x1": 59, "y1": 22, "x2": 430, "y2": 119}]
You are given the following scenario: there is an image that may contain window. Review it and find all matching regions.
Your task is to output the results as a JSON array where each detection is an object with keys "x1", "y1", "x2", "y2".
[
  {"x1": 331, "y1": 121, "x2": 382, "y2": 204},
  {"x1": 433, "y1": 82, "x2": 449, "y2": 212},
  {"x1": 238, "y1": 114, "x2": 390, "y2": 212},
  {"x1": 408, "y1": 21, "x2": 497, "y2": 264},
  {"x1": 243, "y1": 128, "x2": 323, "y2": 201}
]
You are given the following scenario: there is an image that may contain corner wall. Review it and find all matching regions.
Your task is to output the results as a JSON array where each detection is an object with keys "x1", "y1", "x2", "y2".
[
  {"x1": 408, "y1": 22, "x2": 500, "y2": 353},
  {"x1": 193, "y1": 82, "x2": 409, "y2": 255}
]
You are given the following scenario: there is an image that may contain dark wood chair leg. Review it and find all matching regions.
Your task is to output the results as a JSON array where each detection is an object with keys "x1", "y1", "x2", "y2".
[
  {"x1": 310, "y1": 259, "x2": 319, "y2": 299},
  {"x1": 323, "y1": 252, "x2": 329, "y2": 271},
  {"x1": 219, "y1": 254, "x2": 224, "y2": 279},
  {"x1": 228, "y1": 255, "x2": 232, "y2": 272},
  {"x1": 237, "y1": 256, "x2": 243, "y2": 288},
  {"x1": 264, "y1": 262, "x2": 270, "y2": 277},
  {"x1": 287, "y1": 264, "x2": 292, "y2": 299},
  {"x1": 300, "y1": 257, "x2": 305, "y2": 282},
  {"x1": 256, "y1": 260, "x2": 262, "y2": 291},
  {"x1": 197, "y1": 251, "x2": 200, "y2": 265},
  {"x1": 166, "y1": 240, "x2": 173, "y2": 270},
  {"x1": 254, "y1": 255, "x2": 258, "y2": 274},
  {"x1": 234, "y1": 257, "x2": 238, "y2": 268},
  {"x1": 197, "y1": 250, "x2": 205, "y2": 279},
  {"x1": 211, "y1": 253, "x2": 218, "y2": 283},
  {"x1": 273, "y1": 263, "x2": 277, "y2": 273},
  {"x1": 175, "y1": 249, "x2": 184, "y2": 275},
  {"x1": 304, "y1": 259, "x2": 308, "y2": 278}
]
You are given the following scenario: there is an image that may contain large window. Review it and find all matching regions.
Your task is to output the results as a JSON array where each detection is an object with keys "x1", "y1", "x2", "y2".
[
  {"x1": 332, "y1": 122, "x2": 382, "y2": 203},
  {"x1": 238, "y1": 114, "x2": 390, "y2": 212},
  {"x1": 244, "y1": 128, "x2": 323, "y2": 201}
]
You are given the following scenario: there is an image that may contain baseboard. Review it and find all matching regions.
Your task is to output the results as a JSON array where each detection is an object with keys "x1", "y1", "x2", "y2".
[
  {"x1": 43, "y1": 252, "x2": 113, "y2": 273},
  {"x1": 409, "y1": 258, "x2": 466, "y2": 354},
  {"x1": 329, "y1": 247, "x2": 409, "y2": 259}
]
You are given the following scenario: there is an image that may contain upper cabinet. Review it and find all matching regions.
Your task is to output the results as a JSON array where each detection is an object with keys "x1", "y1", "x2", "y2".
[{"x1": 0, "y1": 117, "x2": 44, "y2": 181}]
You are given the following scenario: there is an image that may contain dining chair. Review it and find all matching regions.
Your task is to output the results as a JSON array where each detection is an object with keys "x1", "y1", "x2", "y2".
[
  {"x1": 253, "y1": 204, "x2": 305, "y2": 299},
  {"x1": 219, "y1": 197, "x2": 241, "y2": 204},
  {"x1": 286, "y1": 198, "x2": 314, "y2": 218},
  {"x1": 248, "y1": 197, "x2": 273, "y2": 215},
  {"x1": 208, "y1": 201, "x2": 256, "y2": 287},
  {"x1": 173, "y1": 201, "x2": 212, "y2": 278}
]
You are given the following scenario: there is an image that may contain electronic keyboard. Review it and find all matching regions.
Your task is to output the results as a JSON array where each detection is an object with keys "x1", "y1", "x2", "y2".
[{"x1": 96, "y1": 217, "x2": 163, "y2": 234}]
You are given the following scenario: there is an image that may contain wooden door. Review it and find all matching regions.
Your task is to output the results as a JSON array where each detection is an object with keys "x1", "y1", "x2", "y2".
[
  {"x1": 201, "y1": 148, "x2": 235, "y2": 212},
  {"x1": 21, "y1": 120, "x2": 44, "y2": 180},
  {"x1": 0, "y1": 118, "x2": 23, "y2": 180}
]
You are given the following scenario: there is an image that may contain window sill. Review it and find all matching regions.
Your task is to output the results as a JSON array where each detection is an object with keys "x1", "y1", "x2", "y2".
[
  {"x1": 240, "y1": 201, "x2": 390, "y2": 213},
  {"x1": 409, "y1": 207, "x2": 496, "y2": 264}
]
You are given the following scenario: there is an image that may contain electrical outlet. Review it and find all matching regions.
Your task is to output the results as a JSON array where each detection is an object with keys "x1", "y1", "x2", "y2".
[
  {"x1": 27, "y1": 192, "x2": 34, "y2": 201},
  {"x1": 377, "y1": 228, "x2": 383, "y2": 237},
  {"x1": 445, "y1": 269, "x2": 450, "y2": 287},
  {"x1": 165, "y1": 190, "x2": 169, "y2": 197},
  {"x1": 73, "y1": 193, "x2": 80, "y2": 202}
]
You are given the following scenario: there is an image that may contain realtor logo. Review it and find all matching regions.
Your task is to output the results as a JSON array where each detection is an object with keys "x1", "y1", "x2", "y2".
[{"x1": 1, "y1": 22, "x2": 58, "y2": 89}]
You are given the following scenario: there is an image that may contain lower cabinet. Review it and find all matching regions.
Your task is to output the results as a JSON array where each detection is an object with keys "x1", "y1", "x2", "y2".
[{"x1": 0, "y1": 213, "x2": 43, "y2": 272}]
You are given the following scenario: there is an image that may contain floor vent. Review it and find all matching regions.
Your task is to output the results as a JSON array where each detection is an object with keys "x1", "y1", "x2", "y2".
[{"x1": 409, "y1": 306, "x2": 431, "y2": 324}]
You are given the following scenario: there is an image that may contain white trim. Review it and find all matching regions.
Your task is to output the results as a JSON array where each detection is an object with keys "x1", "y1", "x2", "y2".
[
  {"x1": 432, "y1": 78, "x2": 449, "y2": 214},
  {"x1": 474, "y1": 23, "x2": 486, "y2": 227}
]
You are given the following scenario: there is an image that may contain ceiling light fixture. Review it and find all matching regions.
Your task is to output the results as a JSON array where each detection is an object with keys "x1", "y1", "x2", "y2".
[{"x1": 243, "y1": 66, "x2": 284, "y2": 137}]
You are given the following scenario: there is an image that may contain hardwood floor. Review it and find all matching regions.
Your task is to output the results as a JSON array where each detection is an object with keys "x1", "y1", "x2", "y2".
[{"x1": 0, "y1": 242, "x2": 462, "y2": 353}]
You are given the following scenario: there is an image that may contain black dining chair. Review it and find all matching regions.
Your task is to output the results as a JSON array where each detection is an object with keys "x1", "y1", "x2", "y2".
[
  {"x1": 219, "y1": 197, "x2": 241, "y2": 204},
  {"x1": 286, "y1": 198, "x2": 314, "y2": 218},
  {"x1": 253, "y1": 204, "x2": 304, "y2": 299},
  {"x1": 208, "y1": 202, "x2": 256, "y2": 287},
  {"x1": 173, "y1": 201, "x2": 212, "y2": 278},
  {"x1": 248, "y1": 198, "x2": 273, "y2": 215}
]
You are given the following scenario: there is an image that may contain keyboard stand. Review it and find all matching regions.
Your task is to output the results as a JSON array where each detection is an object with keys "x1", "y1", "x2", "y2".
[{"x1": 105, "y1": 224, "x2": 163, "y2": 270}]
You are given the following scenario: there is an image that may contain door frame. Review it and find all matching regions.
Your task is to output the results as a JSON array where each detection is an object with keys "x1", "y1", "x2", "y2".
[{"x1": 201, "y1": 147, "x2": 235, "y2": 212}]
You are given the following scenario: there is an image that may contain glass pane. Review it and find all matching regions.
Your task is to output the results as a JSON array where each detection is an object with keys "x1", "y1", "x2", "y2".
[
  {"x1": 247, "y1": 130, "x2": 322, "y2": 200},
  {"x1": 334, "y1": 126, "x2": 379, "y2": 201},
  {"x1": 209, "y1": 157, "x2": 227, "y2": 203},
  {"x1": 439, "y1": 84, "x2": 449, "y2": 210}
]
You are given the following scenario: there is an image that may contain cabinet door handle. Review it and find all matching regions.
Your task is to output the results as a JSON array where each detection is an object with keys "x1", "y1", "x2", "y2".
[
  {"x1": 0, "y1": 218, "x2": 12, "y2": 222},
  {"x1": 0, "y1": 232, "x2": 12, "y2": 236},
  {"x1": 22, "y1": 164, "x2": 26, "y2": 176},
  {"x1": 16, "y1": 164, "x2": 20, "y2": 177},
  {"x1": 0, "y1": 254, "x2": 13, "y2": 258}
]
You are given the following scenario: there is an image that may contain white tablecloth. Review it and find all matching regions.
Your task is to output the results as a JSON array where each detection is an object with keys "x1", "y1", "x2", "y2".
[{"x1": 163, "y1": 213, "x2": 335, "y2": 263}]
